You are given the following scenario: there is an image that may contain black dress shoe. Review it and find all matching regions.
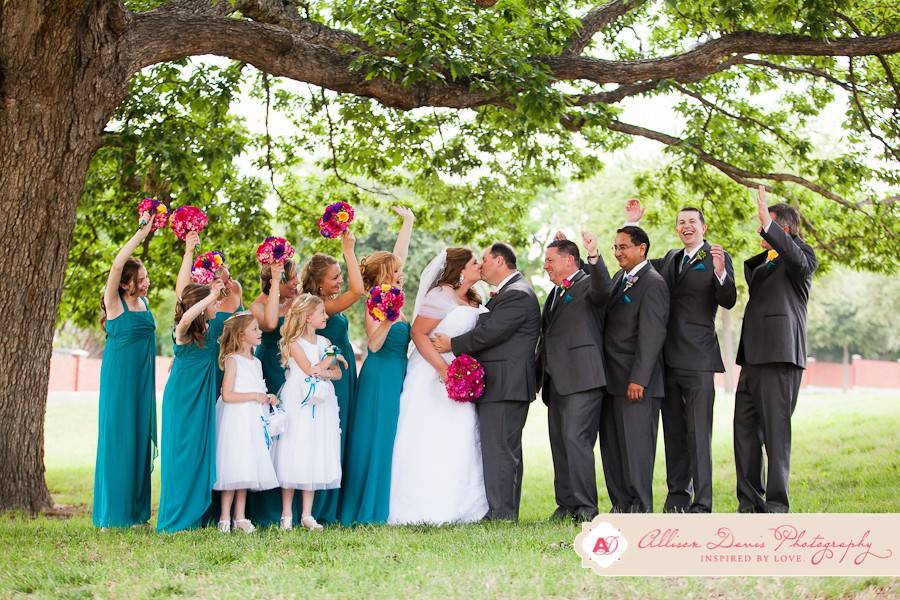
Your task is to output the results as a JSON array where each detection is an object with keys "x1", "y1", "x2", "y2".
[
  {"x1": 688, "y1": 505, "x2": 711, "y2": 514},
  {"x1": 572, "y1": 508, "x2": 599, "y2": 522},
  {"x1": 548, "y1": 507, "x2": 572, "y2": 521}
]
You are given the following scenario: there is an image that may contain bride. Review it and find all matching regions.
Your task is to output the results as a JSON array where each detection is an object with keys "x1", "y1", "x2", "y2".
[{"x1": 388, "y1": 248, "x2": 490, "y2": 525}]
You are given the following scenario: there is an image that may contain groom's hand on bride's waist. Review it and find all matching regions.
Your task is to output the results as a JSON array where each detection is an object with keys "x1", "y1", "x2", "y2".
[{"x1": 432, "y1": 333, "x2": 452, "y2": 353}]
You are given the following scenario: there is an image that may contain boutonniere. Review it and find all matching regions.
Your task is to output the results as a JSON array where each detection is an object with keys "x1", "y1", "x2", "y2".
[
  {"x1": 623, "y1": 274, "x2": 639, "y2": 292},
  {"x1": 766, "y1": 249, "x2": 780, "y2": 269},
  {"x1": 561, "y1": 277, "x2": 574, "y2": 291},
  {"x1": 694, "y1": 249, "x2": 707, "y2": 263},
  {"x1": 489, "y1": 291, "x2": 498, "y2": 299}
]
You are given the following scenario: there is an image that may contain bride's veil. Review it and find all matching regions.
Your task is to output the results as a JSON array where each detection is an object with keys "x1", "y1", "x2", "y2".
[{"x1": 412, "y1": 249, "x2": 447, "y2": 321}]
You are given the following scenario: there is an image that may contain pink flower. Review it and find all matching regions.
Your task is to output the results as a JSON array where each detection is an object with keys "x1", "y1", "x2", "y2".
[
  {"x1": 190, "y1": 267, "x2": 214, "y2": 284},
  {"x1": 169, "y1": 205, "x2": 208, "y2": 240},
  {"x1": 445, "y1": 354, "x2": 485, "y2": 403}
]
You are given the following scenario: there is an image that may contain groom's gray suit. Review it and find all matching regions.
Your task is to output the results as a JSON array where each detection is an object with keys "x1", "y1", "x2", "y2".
[
  {"x1": 536, "y1": 264, "x2": 611, "y2": 519},
  {"x1": 450, "y1": 272, "x2": 541, "y2": 520}
]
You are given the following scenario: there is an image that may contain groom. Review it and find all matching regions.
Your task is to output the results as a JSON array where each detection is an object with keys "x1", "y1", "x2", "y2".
[{"x1": 432, "y1": 243, "x2": 541, "y2": 521}]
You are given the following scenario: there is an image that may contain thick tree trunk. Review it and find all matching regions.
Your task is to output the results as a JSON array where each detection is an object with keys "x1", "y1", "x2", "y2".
[{"x1": 0, "y1": 0, "x2": 130, "y2": 511}]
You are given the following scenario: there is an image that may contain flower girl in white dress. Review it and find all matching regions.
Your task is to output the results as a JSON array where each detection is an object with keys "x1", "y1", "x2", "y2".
[
  {"x1": 274, "y1": 294, "x2": 347, "y2": 530},
  {"x1": 213, "y1": 312, "x2": 280, "y2": 533}
]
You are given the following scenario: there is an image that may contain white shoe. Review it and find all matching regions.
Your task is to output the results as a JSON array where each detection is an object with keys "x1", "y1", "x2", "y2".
[
  {"x1": 280, "y1": 516, "x2": 293, "y2": 531},
  {"x1": 217, "y1": 520, "x2": 231, "y2": 533},
  {"x1": 233, "y1": 519, "x2": 255, "y2": 533},
  {"x1": 301, "y1": 515, "x2": 323, "y2": 531}
]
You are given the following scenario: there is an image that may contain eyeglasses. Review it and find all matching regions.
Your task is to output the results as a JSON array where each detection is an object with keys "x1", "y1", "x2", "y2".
[{"x1": 612, "y1": 244, "x2": 637, "y2": 252}]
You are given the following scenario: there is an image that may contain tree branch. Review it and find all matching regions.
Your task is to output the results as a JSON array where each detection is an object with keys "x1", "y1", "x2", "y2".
[
  {"x1": 847, "y1": 57, "x2": 900, "y2": 162},
  {"x1": 128, "y1": 8, "x2": 900, "y2": 109},
  {"x1": 564, "y1": 0, "x2": 645, "y2": 56},
  {"x1": 602, "y1": 119, "x2": 865, "y2": 212},
  {"x1": 835, "y1": 11, "x2": 900, "y2": 101},
  {"x1": 548, "y1": 31, "x2": 900, "y2": 85},
  {"x1": 670, "y1": 82, "x2": 795, "y2": 146},
  {"x1": 735, "y1": 57, "x2": 854, "y2": 92}
]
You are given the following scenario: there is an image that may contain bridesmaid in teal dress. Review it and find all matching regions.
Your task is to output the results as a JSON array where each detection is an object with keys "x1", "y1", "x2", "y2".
[
  {"x1": 245, "y1": 258, "x2": 299, "y2": 526},
  {"x1": 94, "y1": 213, "x2": 157, "y2": 529},
  {"x1": 340, "y1": 207, "x2": 415, "y2": 525},
  {"x1": 301, "y1": 229, "x2": 366, "y2": 524},
  {"x1": 156, "y1": 278, "x2": 225, "y2": 532},
  {"x1": 209, "y1": 253, "x2": 245, "y2": 392}
]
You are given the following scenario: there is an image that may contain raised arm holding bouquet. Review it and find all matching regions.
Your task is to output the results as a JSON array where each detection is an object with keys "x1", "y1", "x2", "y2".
[{"x1": 339, "y1": 206, "x2": 414, "y2": 526}]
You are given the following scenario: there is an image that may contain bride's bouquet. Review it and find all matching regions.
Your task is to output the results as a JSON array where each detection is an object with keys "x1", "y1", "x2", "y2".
[
  {"x1": 366, "y1": 284, "x2": 404, "y2": 322},
  {"x1": 445, "y1": 354, "x2": 485, "y2": 403}
]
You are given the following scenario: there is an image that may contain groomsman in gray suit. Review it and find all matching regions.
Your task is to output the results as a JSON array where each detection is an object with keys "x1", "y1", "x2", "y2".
[
  {"x1": 537, "y1": 238, "x2": 611, "y2": 521},
  {"x1": 586, "y1": 227, "x2": 669, "y2": 513},
  {"x1": 734, "y1": 186, "x2": 817, "y2": 513},
  {"x1": 432, "y1": 243, "x2": 541, "y2": 521},
  {"x1": 625, "y1": 200, "x2": 737, "y2": 513}
]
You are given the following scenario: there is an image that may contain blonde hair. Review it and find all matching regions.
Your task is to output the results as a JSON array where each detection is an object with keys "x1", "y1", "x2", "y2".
[
  {"x1": 279, "y1": 293, "x2": 324, "y2": 366},
  {"x1": 218, "y1": 311, "x2": 256, "y2": 369},
  {"x1": 360, "y1": 251, "x2": 402, "y2": 290},
  {"x1": 300, "y1": 253, "x2": 339, "y2": 297}
]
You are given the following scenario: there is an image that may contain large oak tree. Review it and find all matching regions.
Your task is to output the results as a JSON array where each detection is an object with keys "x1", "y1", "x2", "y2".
[{"x1": 1, "y1": 0, "x2": 898, "y2": 511}]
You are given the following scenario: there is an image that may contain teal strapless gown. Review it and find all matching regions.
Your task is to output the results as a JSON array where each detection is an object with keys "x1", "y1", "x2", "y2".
[
  {"x1": 312, "y1": 312, "x2": 358, "y2": 524},
  {"x1": 246, "y1": 315, "x2": 286, "y2": 526},
  {"x1": 93, "y1": 297, "x2": 157, "y2": 528},
  {"x1": 339, "y1": 321, "x2": 410, "y2": 525},
  {"x1": 156, "y1": 320, "x2": 223, "y2": 533},
  {"x1": 256, "y1": 316, "x2": 286, "y2": 394},
  {"x1": 211, "y1": 308, "x2": 243, "y2": 394}
]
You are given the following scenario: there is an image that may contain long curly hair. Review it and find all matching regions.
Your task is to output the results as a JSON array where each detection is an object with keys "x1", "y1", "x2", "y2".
[
  {"x1": 432, "y1": 247, "x2": 481, "y2": 307},
  {"x1": 100, "y1": 258, "x2": 144, "y2": 331},
  {"x1": 260, "y1": 259, "x2": 297, "y2": 295},
  {"x1": 217, "y1": 311, "x2": 256, "y2": 369},
  {"x1": 175, "y1": 283, "x2": 211, "y2": 348},
  {"x1": 279, "y1": 293, "x2": 324, "y2": 366},
  {"x1": 300, "y1": 253, "x2": 339, "y2": 298},
  {"x1": 360, "y1": 251, "x2": 402, "y2": 290}
]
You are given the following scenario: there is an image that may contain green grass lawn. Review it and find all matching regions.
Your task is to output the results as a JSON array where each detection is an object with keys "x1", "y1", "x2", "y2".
[{"x1": 1, "y1": 390, "x2": 897, "y2": 598}]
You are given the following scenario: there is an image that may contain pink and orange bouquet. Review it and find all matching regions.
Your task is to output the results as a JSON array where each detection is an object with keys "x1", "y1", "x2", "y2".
[
  {"x1": 445, "y1": 354, "x2": 485, "y2": 403},
  {"x1": 366, "y1": 284, "x2": 404, "y2": 322},
  {"x1": 169, "y1": 205, "x2": 208, "y2": 240},
  {"x1": 256, "y1": 236, "x2": 295, "y2": 265},
  {"x1": 191, "y1": 250, "x2": 225, "y2": 284},
  {"x1": 318, "y1": 201, "x2": 354, "y2": 238},
  {"x1": 137, "y1": 198, "x2": 169, "y2": 231}
]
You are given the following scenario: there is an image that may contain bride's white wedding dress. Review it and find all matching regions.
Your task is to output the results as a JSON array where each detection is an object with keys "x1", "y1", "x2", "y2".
[{"x1": 388, "y1": 286, "x2": 490, "y2": 525}]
